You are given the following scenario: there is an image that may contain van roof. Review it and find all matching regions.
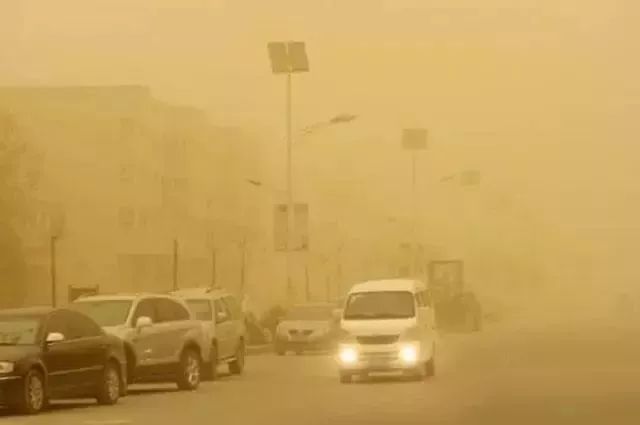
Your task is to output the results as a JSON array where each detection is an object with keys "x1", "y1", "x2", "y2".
[{"x1": 348, "y1": 279, "x2": 426, "y2": 294}]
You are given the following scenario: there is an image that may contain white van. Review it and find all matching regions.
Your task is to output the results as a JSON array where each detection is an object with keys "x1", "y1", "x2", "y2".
[{"x1": 336, "y1": 279, "x2": 437, "y2": 383}]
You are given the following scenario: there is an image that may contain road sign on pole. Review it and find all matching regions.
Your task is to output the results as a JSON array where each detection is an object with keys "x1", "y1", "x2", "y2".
[
  {"x1": 293, "y1": 203, "x2": 309, "y2": 251},
  {"x1": 274, "y1": 203, "x2": 309, "y2": 252},
  {"x1": 402, "y1": 128, "x2": 428, "y2": 150},
  {"x1": 267, "y1": 41, "x2": 309, "y2": 74}
]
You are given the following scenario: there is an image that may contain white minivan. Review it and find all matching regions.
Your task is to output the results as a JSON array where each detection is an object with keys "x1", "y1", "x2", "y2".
[{"x1": 336, "y1": 279, "x2": 438, "y2": 383}]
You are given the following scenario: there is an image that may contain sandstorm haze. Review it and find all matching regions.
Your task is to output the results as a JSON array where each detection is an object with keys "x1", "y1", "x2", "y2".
[{"x1": 1, "y1": 0, "x2": 639, "y2": 315}]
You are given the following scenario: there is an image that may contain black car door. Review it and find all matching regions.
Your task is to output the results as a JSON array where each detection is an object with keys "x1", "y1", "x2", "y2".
[{"x1": 43, "y1": 310, "x2": 106, "y2": 397}]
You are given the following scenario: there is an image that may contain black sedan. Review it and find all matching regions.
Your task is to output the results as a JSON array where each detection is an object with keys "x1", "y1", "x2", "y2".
[{"x1": 0, "y1": 306, "x2": 127, "y2": 414}]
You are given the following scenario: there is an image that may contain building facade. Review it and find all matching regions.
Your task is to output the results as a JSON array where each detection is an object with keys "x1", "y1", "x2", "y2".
[{"x1": 0, "y1": 86, "x2": 277, "y2": 309}]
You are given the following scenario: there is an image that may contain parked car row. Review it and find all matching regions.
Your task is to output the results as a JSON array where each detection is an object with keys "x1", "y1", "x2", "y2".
[{"x1": 0, "y1": 287, "x2": 245, "y2": 414}]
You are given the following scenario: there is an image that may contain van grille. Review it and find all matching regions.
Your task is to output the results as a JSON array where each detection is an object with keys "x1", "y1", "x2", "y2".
[{"x1": 356, "y1": 335, "x2": 399, "y2": 345}]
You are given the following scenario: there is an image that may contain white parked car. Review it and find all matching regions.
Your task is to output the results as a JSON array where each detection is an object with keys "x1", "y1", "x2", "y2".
[
  {"x1": 336, "y1": 279, "x2": 438, "y2": 383},
  {"x1": 171, "y1": 288, "x2": 246, "y2": 380},
  {"x1": 71, "y1": 293, "x2": 208, "y2": 390}
]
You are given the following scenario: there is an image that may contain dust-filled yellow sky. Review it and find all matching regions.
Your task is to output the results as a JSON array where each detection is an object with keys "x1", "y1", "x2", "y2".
[{"x1": 1, "y1": 0, "x2": 639, "y2": 231}]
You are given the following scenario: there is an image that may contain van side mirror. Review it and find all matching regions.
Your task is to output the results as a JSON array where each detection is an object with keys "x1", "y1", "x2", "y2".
[{"x1": 216, "y1": 311, "x2": 228, "y2": 323}]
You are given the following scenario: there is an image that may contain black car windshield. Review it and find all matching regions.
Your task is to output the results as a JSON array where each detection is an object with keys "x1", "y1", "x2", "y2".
[
  {"x1": 343, "y1": 291, "x2": 415, "y2": 320},
  {"x1": 285, "y1": 306, "x2": 333, "y2": 321},
  {"x1": 71, "y1": 300, "x2": 133, "y2": 327},
  {"x1": 0, "y1": 317, "x2": 41, "y2": 345}
]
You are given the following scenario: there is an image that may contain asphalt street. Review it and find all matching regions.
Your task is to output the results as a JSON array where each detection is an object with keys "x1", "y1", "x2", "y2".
[{"x1": 1, "y1": 318, "x2": 638, "y2": 425}]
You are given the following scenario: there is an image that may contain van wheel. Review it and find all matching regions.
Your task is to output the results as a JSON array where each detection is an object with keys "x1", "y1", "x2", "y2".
[
  {"x1": 229, "y1": 341, "x2": 245, "y2": 375},
  {"x1": 14, "y1": 369, "x2": 46, "y2": 414},
  {"x1": 203, "y1": 344, "x2": 218, "y2": 381},
  {"x1": 96, "y1": 361, "x2": 121, "y2": 405},
  {"x1": 177, "y1": 349, "x2": 201, "y2": 390}
]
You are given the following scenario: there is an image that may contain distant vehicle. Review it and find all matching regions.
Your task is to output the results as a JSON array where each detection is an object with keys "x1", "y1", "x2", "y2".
[
  {"x1": 171, "y1": 287, "x2": 246, "y2": 380},
  {"x1": 0, "y1": 307, "x2": 126, "y2": 414},
  {"x1": 274, "y1": 303, "x2": 338, "y2": 355},
  {"x1": 71, "y1": 293, "x2": 207, "y2": 391},
  {"x1": 429, "y1": 260, "x2": 482, "y2": 333},
  {"x1": 336, "y1": 279, "x2": 437, "y2": 383}
]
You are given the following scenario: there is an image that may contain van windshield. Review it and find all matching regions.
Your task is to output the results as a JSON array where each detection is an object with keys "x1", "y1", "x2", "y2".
[{"x1": 343, "y1": 291, "x2": 415, "y2": 320}]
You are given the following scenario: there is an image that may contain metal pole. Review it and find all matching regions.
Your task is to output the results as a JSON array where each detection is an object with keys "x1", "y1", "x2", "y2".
[
  {"x1": 211, "y1": 248, "x2": 217, "y2": 289},
  {"x1": 411, "y1": 152, "x2": 418, "y2": 277},
  {"x1": 285, "y1": 72, "x2": 294, "y2": 304},
  {"x1": 50, "y1": 236, "x2": 57, "y2": 307},
  {"x1": 304, "y1": 265, "x2": 310, "y2": 302},
  {"x1": 172, "y1": 239, "x2": 179, "y2": 291},
  {"x1": 239, "y1": 237, "x2": 247, "y2": 294}
]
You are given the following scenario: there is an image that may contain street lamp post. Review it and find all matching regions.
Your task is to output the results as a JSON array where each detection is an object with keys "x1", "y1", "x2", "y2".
[
  {"x1": 268, "y1": 41, "x2": 310, "y2": 304},
  {"x1": 402, "y1": 128, "x2": 428, "y2": 277}
]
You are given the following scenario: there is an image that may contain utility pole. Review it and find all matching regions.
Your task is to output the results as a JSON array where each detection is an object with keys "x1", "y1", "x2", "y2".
[
  {"x1": 268, "y1": 41, "x2": 310, "y2": 305},
  {"x1": 50, "y1": 236, "x2": 58, "y2": 307},
  {"x1": 402, "y1": 128, "x2": 428, "y2": 277},
  {"x1": 172, "y1": 239, "x2": 179, "y2": 291},
  {"x1": 239, "y1": 235, "x2": 247, "y2": 294},
  {"x1": 285, "y1": 71, "x2": 294, "y2": 303}
]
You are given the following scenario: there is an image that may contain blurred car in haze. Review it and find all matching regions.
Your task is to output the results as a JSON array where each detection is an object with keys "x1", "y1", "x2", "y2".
[{"x1": 274, "y1": 303, "x2": 339, "y2": 355}]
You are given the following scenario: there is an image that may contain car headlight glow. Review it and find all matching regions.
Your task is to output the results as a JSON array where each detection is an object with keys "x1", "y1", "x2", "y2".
[
  {"x1": 0, "y1": 361, "x2": 15, "y2": 374},
  {"x1": 399, "y1": 344, "x2": 419, "y2": 364},
  {"x1": 338, "y1": 346, "x2": 358, "y2": 364}
]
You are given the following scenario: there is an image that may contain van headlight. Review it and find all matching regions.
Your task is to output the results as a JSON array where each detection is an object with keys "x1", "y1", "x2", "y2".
[
  {"x1": 338, "y1": 346, "x2": 359, "y2": 364},
  {"x1": 399, "y1": 344, "x2": 419, "y2": 364}
]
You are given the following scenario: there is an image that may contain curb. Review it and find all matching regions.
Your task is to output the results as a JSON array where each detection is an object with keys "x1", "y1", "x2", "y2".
[{"x1": 246, "y1": 344, "x2": 272, "y2": 355}]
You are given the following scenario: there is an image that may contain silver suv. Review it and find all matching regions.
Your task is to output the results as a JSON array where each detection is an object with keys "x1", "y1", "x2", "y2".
[
  {"x1": 171, "y1": 288, "x2": 246, "y2": 380},
  {"x1": 71, "y1": 293, "x2": 208, "y2": 390}
]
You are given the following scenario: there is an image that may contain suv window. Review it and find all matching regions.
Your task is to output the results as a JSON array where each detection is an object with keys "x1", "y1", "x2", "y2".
[
  {"x1": 223, "y1": 296, "x2": 243, "y2": 320},
  {"x1": 214, "y1": 299, "x2": 230, "y2": 323},
  {"x1": 186, "y1": 299, "x2": 213, "y2": 321},
  {"x1": 156, "y1": 298, "x2": 190, "y2": 323},
  {"x1": 132, "y1": 299, "x2": 157, "y2": 325},
  {"x1": 66, "y1": 311, "x2": 103, "y2": 339}
]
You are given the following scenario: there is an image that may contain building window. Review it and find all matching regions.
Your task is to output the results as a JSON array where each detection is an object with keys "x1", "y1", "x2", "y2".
[{"x1": 118, "y1": 207, "x2": 135, "y2": 230}]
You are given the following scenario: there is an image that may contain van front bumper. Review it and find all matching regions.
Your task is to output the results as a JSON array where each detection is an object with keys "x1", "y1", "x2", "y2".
[{"x1": 336, "y1": 342, "x2": 429, "y2": 373}]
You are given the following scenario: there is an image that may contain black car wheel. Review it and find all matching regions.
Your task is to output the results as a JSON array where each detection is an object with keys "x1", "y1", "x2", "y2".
[
  {"x1": 176, "y1": 349, "x2": 201, "y2": 390},
  {"x1": 96, "y1": 361, "x2": 121, "y2": 405},
  {"x1": 229, "y1": 341, "x2": 245, "y2": 375},
  {"x1": 15, "y1": 368, "x2": 46, "y2": 415}
]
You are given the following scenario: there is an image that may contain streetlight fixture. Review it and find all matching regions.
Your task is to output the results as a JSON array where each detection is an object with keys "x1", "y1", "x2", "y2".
[{"x1": 268, "y1": 41, "x2": 310, "y2": 304}]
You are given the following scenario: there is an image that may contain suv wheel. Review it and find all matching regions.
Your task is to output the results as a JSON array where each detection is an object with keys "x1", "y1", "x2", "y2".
[
  {"x1": 228, "y1": 341, "x2": 245, "y2": 375},
  {"x1": 96, "y1": 361, "x2": 121, "y2": 405},
  {"x1": 15, "y1": 369, "x2": 46, "y2": 414},
  {"x1": 203, "y1": 344, "x2": 218, "y2": 381},
  {"x1": 177, "y1": 349, "x2": 201, "y2": 390}
]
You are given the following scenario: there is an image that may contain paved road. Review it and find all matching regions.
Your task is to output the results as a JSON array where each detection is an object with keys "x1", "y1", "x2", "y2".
[{"x1": 1, "y1": 320, "x2": 638, "y2": 425}]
